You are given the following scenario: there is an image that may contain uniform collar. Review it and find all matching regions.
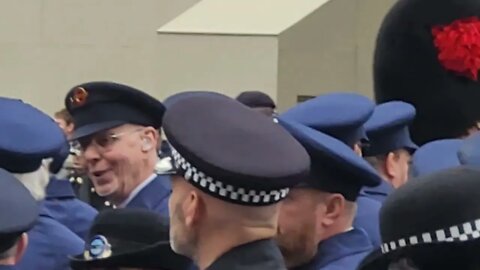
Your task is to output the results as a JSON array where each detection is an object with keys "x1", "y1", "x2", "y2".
[
  {"x1": 207, "y1": 239, "x2": 286, "y2": 270},
  {"x1": 0, "y1": 265, "x2": 17, "y2": 269},
  {"x1": 45, "y1": 177, "x2": 76, "y2": 199},
  {"x1": 117, "y1": 173, "x2": 157, "y2": 208},
  {"x1": 294, "y1": 228, "x2": 372, "y2": 270},
  {"x1": 361, "y1": 180, "x2": 393, "y2": 198},
  {"x1": 121, "y1": 174, "x2": 171, "y2": 209}
]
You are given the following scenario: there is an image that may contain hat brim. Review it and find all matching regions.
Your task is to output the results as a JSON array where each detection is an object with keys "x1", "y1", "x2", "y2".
[
  {"x1": 358, "y1": 240, "x2": 480, "y2": 270},
  {"x1": 70, "y1": 241, "x2": 192, "y2": 270},
  {"x1": 70, "y1": 121, "x2": 127, "y2": 140},
  {"x1": 404, "y1": 138, "x2": 419, "y2": 153}
]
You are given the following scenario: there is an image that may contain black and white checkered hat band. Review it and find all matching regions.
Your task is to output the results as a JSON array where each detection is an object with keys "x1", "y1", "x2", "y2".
[
  {"x1": 171, "y1": 148, "x2": 290, "y2": 205},
  {"x1": 381, "y1": 219, "x2": 480, "y2": 254}
]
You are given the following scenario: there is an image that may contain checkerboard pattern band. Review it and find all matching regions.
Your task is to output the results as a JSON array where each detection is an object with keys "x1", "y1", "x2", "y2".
[
  {"x1": 381, "y1": 219, "x2": 480, "y2": 254},
  {"x1": 171, "y1": 148, "x2": 289, "y2": 205}
]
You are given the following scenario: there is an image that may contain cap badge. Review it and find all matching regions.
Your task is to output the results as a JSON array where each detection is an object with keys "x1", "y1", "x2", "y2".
[
  {"x1": 85, "y1": 235, "x2": 112, "y2": 260},
  {"x1": 70, "y1": 87, "x2": 88, "y2": 107}
]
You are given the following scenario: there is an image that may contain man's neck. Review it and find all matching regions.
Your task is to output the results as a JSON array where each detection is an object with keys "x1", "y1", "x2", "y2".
[
  {"x1": 0, "y1": 257, "x2": 16, "y2": 265},
  {"x1": 195, "y1": 227, "x2": 275, "y2": 270},
  {"x1": 320, "y1": 220, "x2": 353, "y2": 242},
  {"x1": 109, "y1": 159, "x2": 156, "y2": 205}
]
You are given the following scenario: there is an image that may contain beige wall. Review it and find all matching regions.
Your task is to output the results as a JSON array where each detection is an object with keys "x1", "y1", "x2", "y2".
[
  {"x1": 154, "y1": 34, "x2": 278, "y2": 101},
  {"x1": 277, "y1": 0, "x2": 396, "y2": 111},
  {"x1": 0, "y1": 0, "x2": 199, "y2": 114},
  {"x1": 277, "y1": 0, "x2": 357, "y2": 111},
  {"x1": 0, "y1": 0, "x2": 395, "y2": 114}
]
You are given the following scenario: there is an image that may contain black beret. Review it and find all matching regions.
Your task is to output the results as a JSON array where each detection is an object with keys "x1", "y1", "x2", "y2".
[
  {"x1": 236, "y1": 91, "x2": 276, "y2": 109},
  {"x1": 70, "y1": 208, "x2": 191, "y2": 270},
  {"x1": 374, "y1": 0, "x2": 480, "y2": 145},
  {"x1": 65, "y1": 81, "x2": 165, "y2": 140},
  {"x1": 360, "y1": 166, "x2": 480, "y2": 270},
  {"x1": 163, "y1": 92, "x2": 310, "y2": 206}
]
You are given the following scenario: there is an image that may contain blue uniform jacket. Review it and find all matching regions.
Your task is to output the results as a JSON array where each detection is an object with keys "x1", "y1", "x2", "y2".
[
  {"x1": 360, "y1": 181, "x2": 393, "y2": 204},
  {"x1": 125, "y1": 174, "x2": 171, "y2": 217},
  {"x1": 16, "y1": 204, "x2": 84, "y2": 270},
  {"x1": 293, "y1": 228, "x2": 373, "y2": 270},
  {"x1": 45, "y1": 177, "x2": 98, "y2": 239},
  {"x1": 353, "y1": 196, "x2": 381, "y2": 247},
  {"x1": 0, "y1": 266, "x2": 16, "y2": 269}
]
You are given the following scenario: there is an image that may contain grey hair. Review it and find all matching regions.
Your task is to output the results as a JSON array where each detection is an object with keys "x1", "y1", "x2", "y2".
[{"x1": 12, "y1": 159, "x2": 51, "y2": 201}]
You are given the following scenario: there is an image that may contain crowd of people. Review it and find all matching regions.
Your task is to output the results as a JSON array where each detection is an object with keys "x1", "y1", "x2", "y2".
[{"x1": 1, "y1": 0, "x2": 480, "y2": 269}]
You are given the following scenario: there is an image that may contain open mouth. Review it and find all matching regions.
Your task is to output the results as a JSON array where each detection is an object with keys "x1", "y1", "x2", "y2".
[{"x1": 91, "y1": 169, "x2": 109, "y2": 178}]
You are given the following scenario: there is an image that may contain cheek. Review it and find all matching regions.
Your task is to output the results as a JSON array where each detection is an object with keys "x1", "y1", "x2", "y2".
[{"x1": 279, "y1": 201, "x2": 310, "y2": 232}]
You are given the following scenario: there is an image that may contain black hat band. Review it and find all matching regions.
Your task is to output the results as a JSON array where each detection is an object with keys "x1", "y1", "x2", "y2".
[
  {"x1": 171, "y1": 148, "x2": 289, "y2": 205},
  {"x1": 381, "y1": 218, "x2": 480, "y2": 254}
]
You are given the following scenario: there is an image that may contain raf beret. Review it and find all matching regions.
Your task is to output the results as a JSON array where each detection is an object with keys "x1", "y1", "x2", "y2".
[
  {"x1": 281, "y1": 92, "x2": 374, "y2": 147},
  {"x1": 363, "y1": 101, "x2": 418, "y2": 156},
  {"x1": 70, "y1": 208, "x2": 191, "y2": 270},
  {"x1": 0, "y1": 97, "x2": 66, "y2": 173},
  {"x1": 410, "y1": 139, "x2": 461, "y2": 178},
  {"x1": 279, "y1": 118, "x2": 382, "y2": 201},
  {"x1": 65, "y1": 81, "x2": 165, "y2": 140},
  {"x1": 236, "y1": 91, "x2": 276, "y2": 109},
  {"x1": 163, "y1": 92, "x2": 310, "y2": 206},
  {"x1": 374, "y1": 0, "x2": 480, "y2": 145},
  {"x1": 0, "y1": 168, "x2": 38, "y2": 253}
]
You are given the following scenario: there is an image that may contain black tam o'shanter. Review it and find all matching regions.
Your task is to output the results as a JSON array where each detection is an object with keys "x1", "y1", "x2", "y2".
[{"x1": 374, "y1": 0, "x2": 480, "y2": 145}]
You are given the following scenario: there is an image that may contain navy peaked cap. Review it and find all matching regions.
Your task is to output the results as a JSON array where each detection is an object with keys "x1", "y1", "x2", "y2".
[
  {"x1": 163, "y1": 92, "x2": 310, "y2": 206},
  {"x1": 65, "y1": 81, "x2": 165, "y2": 140},
  {"x1": 281, "y1": 92, "x2": 375, "y2": 147},
  {"x1": 279, "y1": 118, "x2": 382, "y2": 201},
  {"x1": 364, "y1": 101, "x2": 418, "y2": 156}
]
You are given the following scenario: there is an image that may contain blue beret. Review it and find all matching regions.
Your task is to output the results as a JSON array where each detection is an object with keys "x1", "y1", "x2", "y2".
[
  {"x1": 163, "y1": 92, "x2": 310, "y2": 206},
  {"x1": 65, "y1": 82, "x2": 165, "y2": 140},
  {"x1": 279, "y1": 118, "x2": 382, "y2": 201},
  {"x1": 0, "y1": 98, "x2": 66, "y2": 173},
  {"x1": 0, "y1": 168, "x2": 38, "y2": 253},
  {"x1": 410, "y1": 139, "x2": 461, "y2": 178},
  {"x1": 363, "y1": 101, "x2": 418, "y2": 156},
  {"x1": 236, "y1": 91, "x2": 276, "y2": 109},
  {"x1": 281, "y1": 92, "x2": 375, "y2": 147},
  {"x1": 458, "y1": 133, "x2": 480, "y2": 166}
]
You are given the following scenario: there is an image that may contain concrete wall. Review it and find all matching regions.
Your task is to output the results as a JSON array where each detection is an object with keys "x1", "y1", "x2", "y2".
[
  {"x1": 277, "y1": 0, "x2": 358, "y2": 111},
  {"x1": 0, "y1": 0, "x2": 199, "y2": 114},
  {"x1": 0, "y1": 0, "x2": 395, "y2": 114},
  {"x1": 277, "y1": 0, "x2": 396, "y2": 111},
  {"x1": 154, "y1": 34, "x2": 279, "y2": 101}
]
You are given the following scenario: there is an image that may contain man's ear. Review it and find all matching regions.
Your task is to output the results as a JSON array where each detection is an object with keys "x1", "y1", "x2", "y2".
[
  {"x1": 14, "y1": 233, "x2": 28, "y2": 263},
  {"x1": 321, "y1": 194, "x2": 345, "y2": 227},
  {"x1": 384, "y1": 151, "x2": 400, "y2": 184},
  {"x1": 184, "y1": 190, "x2": 205, "y2": 228},
  {"x1": 141, "y1": 127, "x2": 159, "y2": 151}
]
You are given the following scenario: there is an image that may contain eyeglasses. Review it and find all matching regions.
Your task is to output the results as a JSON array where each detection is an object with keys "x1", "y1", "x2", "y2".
[{"x1": 72, "y1": 128, "x2": 143, "y2": 153}]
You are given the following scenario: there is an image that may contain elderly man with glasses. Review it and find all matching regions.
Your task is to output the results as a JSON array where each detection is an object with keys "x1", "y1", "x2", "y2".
[{"x1": 64, "y1": 82, "x2": 171, "y2": 216}]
